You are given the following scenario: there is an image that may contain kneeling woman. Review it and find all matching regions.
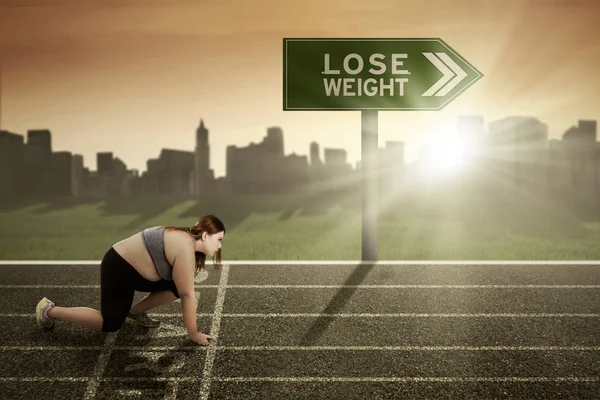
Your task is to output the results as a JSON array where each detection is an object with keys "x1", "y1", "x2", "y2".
[{"x1": 36, "y1": 214, "x2": 225, "y2": 346}]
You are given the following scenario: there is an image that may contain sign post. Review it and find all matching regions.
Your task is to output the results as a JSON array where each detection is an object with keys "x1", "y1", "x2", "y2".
[
  {"x1": 362, "y1": 110, "x2": 378, "y2": 261},
  {"x1": 283, "y1": 38, "x2": 483, "y2": 260}
]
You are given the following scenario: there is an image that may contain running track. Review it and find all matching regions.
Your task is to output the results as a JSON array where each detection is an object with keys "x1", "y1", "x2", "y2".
[{"x1": 0, "y1": 261, "x2": 599, "y2": 399}]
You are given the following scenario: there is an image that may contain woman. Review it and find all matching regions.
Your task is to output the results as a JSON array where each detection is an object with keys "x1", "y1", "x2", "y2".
[{"x1": 35, "y1": 214, "x2": 225, "y2": 346}]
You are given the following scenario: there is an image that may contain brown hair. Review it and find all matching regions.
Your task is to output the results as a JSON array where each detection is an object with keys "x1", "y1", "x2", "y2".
[{"x1": 163, "y1": 214, "x2": 226, "y2": 276}]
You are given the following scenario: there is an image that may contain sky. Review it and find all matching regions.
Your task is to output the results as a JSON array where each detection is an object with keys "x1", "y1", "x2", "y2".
[{"x1": 0, "y1": 0, "x2": 599, "y2": 178}]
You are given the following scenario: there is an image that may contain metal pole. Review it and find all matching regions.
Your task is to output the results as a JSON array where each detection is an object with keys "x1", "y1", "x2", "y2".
[{"x1": 361, "y1": 110, "x2": 378, "y2": 261}]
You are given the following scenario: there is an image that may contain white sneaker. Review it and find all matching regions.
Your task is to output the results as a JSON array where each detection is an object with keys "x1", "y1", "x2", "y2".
[
  {"x1": 126, "y1": 312, "x2": 161, "y2": 328},
  {"x1": 36, "y1": 297, "x2": 55, "y2": 329}
]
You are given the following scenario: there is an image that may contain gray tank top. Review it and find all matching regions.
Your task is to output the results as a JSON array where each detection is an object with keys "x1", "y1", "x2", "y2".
[{"x1": 141, "y1": 227, "x2": 173, "y2": 281}]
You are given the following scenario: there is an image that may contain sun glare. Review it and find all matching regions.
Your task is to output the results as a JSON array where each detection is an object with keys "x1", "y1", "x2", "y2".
[
  {"x1": 422, "y1": 134, "x2": 469, "y2": 176},
  {"x1": 431, "y1": 137, "x2": 466, "y2": 170}
]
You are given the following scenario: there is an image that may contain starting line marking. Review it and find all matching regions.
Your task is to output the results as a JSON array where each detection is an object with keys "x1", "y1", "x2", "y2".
[
  {"x1": 199, "y1": 264, "x2": 230, "y2": 400},
  {"x1": 83, "y1": 333, "x2": 117, "y2": 400}
]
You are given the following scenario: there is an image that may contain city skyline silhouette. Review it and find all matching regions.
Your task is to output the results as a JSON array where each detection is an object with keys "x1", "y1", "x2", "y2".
[
  {"x1": 0, "y1": 108, "x2": 597, "y2": 176},
  {"x1": 1, "y1": 113, "x2": 598, "y2": 208}
]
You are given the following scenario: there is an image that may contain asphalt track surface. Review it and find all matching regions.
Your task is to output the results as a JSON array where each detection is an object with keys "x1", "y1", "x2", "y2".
[{"x1": 0, "y1": 262, "x2": 599, "y2": 399}]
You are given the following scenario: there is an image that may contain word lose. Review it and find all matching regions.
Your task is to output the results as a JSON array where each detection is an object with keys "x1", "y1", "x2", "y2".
[{"x1": 322, "y1": 53, "x2": 410, "y2": 97}]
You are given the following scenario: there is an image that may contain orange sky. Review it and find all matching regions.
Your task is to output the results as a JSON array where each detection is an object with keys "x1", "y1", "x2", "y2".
[{"x1": 0, "y1": 0, "x2": 599, "y2": 178}]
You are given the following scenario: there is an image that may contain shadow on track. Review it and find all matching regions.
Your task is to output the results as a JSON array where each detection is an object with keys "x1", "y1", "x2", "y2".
[{"x1": 299, "y1": 262, "x2": 376, "y2": 345}]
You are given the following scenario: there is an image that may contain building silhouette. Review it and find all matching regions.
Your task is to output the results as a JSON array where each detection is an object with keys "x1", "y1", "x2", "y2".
[
  {"x1": 559, "y1": 119, "x2": 598, "y2": 198},
  {"x1": 1, "y1": 114, "x2": 599, "y2": 216},
  {"x1": 194, "y1": 119, "x2": 214, "y2": 195},
  {"x1": 142, "y1": 149, "x2": 194, "y2": 195},
  {"x1": 226, "y1": 126, "x2": 309, "y2": 194},
  {"x1": 485, "y1": 116, "x2": 548, "y2": 196},
  {"x1": 0, "y1": 130, "x2": 25, "y2": 197}
]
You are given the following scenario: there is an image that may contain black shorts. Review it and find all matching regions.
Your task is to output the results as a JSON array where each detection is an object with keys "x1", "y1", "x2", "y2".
[{"x1": 100, "y1": 246, "x2": 180, "y2": 332}]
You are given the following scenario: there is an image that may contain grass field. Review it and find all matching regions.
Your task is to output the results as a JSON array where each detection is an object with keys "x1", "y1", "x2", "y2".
[{"x1": 1, "y1": 187, "x2": 600, "y2": 260}]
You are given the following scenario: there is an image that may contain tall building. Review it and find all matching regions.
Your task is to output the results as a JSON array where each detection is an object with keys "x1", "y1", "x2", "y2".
[
  {"x1": 577, "y1": 120, "x2": 597, "y2": 143},
  {"x1": 97, "y1": 152, "x2": 114, "y2": 177},
  {"x1": 265, "y1": 126, "x2": 284, "y2": 156},
  {"x1": 72, "y1": 154, "x2": 84, "y2": 196},
  {"x1": 310, "y1": 141, "x2": 322, "y2": 167},
  {"x1": 49, "y1": 151, "x2": 74, "y2": 196},
  {"x1": 488, "y1": 116, "x2": 547, "y2": 150},
  {"x1": 145, "y1": 149, "x2": 194, "y2": 195},
  {"x1": 562, "y1": 119, "x2": 598, "y2": 193},
  {"x1": 194, "y1": 119, "x2": 210, "y2": 195},
  {"x1": 25, "y1": 129, "x2": 52, "y2": 167},
  {"x1": 324, "y1": 148, "x2": 347, "y2": 166},
  {"x1": 0, "y1": 131, "x2": 25, "y2": 197},
  {"x1": 487, "y1": 116, "x2": 548, "y2": 194},
  {"x1": 22, "y1": 130, "x2": 52, "y2": 196},
  {"x1": 226, "y1": 127, "x2": 308, "y2": 194}
]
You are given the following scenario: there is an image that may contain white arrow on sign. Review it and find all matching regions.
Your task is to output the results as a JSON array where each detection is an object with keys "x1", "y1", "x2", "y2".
[{"x1": 422, "y1": 52, "x2": 468, "y2": 97}]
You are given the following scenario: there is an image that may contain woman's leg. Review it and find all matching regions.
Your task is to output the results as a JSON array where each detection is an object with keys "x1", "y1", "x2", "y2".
[
  {"x1": 38, "y1": 247, "x2": 136, "y2": 333},
  {"x1": 99, "y1": 247, "x2": 137, "y2": 332},
  {"x1": 44, "y1": 283, "x2": 135, "y2": 332},
  {"x1": 130, "y1": 290, "x2": 178, "y2": 314},
  {"x1": 47, "y1": 306, "x2": 103, "y2": 332}
]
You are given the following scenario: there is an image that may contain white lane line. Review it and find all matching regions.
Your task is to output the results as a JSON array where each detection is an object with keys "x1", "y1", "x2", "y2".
[
  {"x1": 112, "y1": 346, "x2": 206, "y2": 351},
  {"x1": 0, "y1": 346, "x2": 104, "y2": 350},
  {"x1": 0, "y1": 346, "x2": 207, "y2": 351},
  {"x1": 0, "y1": 376, "x2": 597, "y2": 383},
  {"x1": 199, "y1": 264, "x2": 230, "y2": 400},
  {"x1": 212, "y1": 377, "x2": 600, "y2": 383},
  {"x1": 83, "y1": 332, "x2": 117, "y2": 400},
  {"x1": 2, "y1": 284, "x2": 598, "y2": 289},
  {"x1": 222, "y1": 313, "x2": 600, "y2": 318},
  {"x1": 3, "y1": 346, "x2": 599, "y2": 351},
  {"x1": 0, "y1": 313, "x2": 214, "y2": 318},
  {"x1": 4, "y1": 313, "x2": 600, "y2": 318},
  {"x1": 0, "y1": 285, "x2": 218, "y2": 289},
  {"x1": 219, "y1": 346, "x2": 600, "y2": 351},
  {"x1": 0, "y1": 377, "x2": 90, "y2": 382},
  {"x1": 2, "y1": 261, "x2": 600, "y2": 265},
  {"x1": 226, "y1": 285, "x2": 600, "y2": 289},
  {"x1": 0, "y1": 285, "x2": 101, "y2": 289},
  {"x1": 116, "y1": 389, "x2": 144, "y2": 396}
]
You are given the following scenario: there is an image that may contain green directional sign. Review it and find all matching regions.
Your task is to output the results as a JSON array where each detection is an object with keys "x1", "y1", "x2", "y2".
[{"x1": 283, "y1": 38, "x2": 483, "y2": 111}]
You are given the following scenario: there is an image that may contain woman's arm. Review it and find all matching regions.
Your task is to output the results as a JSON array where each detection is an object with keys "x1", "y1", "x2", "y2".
[
  {"x1": 171, "y1": 233, "x2": 214, "y2": 345},
  {"x1": 171, "y1": 237, "x2": 199, "y2": 335}
]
